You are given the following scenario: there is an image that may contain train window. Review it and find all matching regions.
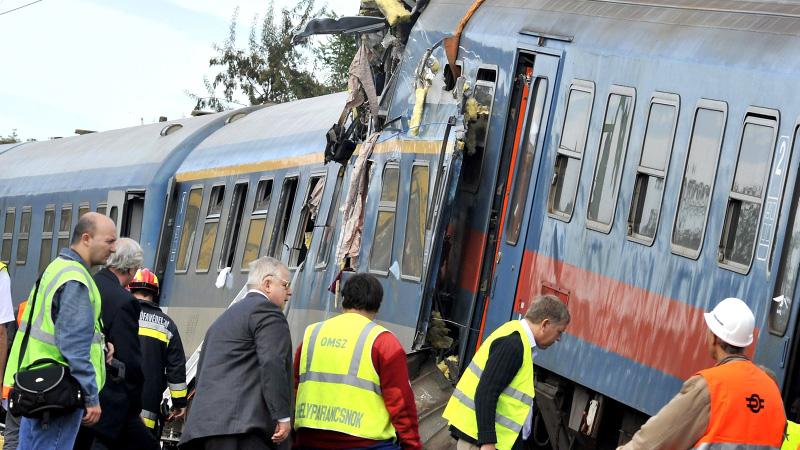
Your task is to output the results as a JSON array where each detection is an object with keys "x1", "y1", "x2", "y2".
[
  {"x1": 628, "y1": 95, "x2": 679, "y2": 245},
  {"x1": 1, "y1": 208, "x2": 14, "y2": 264},
  {"x1": 39, "y1": 206, "x2": 55, "y2": 274},
  {"x1": 78, "y1": 203, "x2": 90, "y2": 219},
  {"x1": 109, "y1": 206, "x2": 118, "y2": 225},
  {"x1": 507, "y1": 78, "x2": 548, "y2": 245},
  {"x1": 371, "y1": 164, "x2": 400, "y2": 273},
  {"x1": 197, "y1": 185, "x2": 225, "y2": 273},
  {"x1": 289, "y1": 176, "x2": 326, "y2": 268},
  {"x1": 770, "y1": 126, "x2": 800, "y2": 335},
  {"x1": 219, "y1": 182, "x2": 249, "y2": 270},
  {"x1": 548, "y1": 81, "x2": 595, "y2": 221},
  {"x1": 587, "y1": 88, "x2": 635, "y2": 232},
  {"x1": 57, "y1": 205, "x2": 73, "y2": 253},
  {"x1": 15, "y1": 207, "x2": 31, "y2": 265},
  {"x1": 176, "y1": 188, "x2": 203, "y2": 272},
  {"x1": 719, "y1": 113, "x2": 778, "y2": 272},
  {"x1": 269, "y1": 177, "x2": 299, "y2": 258},
  {"x1": 402, "y1": 163, "x2": 430, "y2": 279},
  {"x1": 96, "y1": 203, "x2": 107, "y2": 216},
  {"x1": 671, "y1": 101, "x2": 727, "y2": 258},
  {"x1": 242, "y1": 179, "x2": 273, "y2": 270},
  {"x1": 317, "y1": 168, "x2": 345, "y2": 269},
  {"x1": 461, "y1": 67, "x2": 497, "y2": 193}
]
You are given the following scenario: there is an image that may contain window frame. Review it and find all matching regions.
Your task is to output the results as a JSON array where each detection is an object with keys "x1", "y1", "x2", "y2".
[
  {"x1": 401, "y1": 161, "x2": 431, "y2": 281},
  {"x1": 15, "y1": 206, "x2": 32, "y2": 266},
  {"x1": 175, "y1": 186, "x2": 204, "y2": 274},
  {"x1": 460, "y1": 64, "x2": 498, "y2": 193},
  {"x1": 316, "y1": 169, "x2": 346, "y2": 270},
  {"x1": 627, "y1": 92, "x2": 680, "y2": 246},
  {"x1": 56, "y1": 204, "x2": 73, "y2": 253},
  {"x1": 268, "y1": 174, "x2": 300, "y2": 259},
  {"x1": 78, "y1": 202, "x2": 90, "y2": 219},
  {"x1": 195, "y1": 183, "x2": 226, "y2": 274},
  {"x1": 547, "y1": 79, "x2": 595, "y2": 222},
  {"x1": 241, "y1": 177, "x2": 274, "y2": 272},
  {"x1": 218, "y1": 180, "x2": 250, "y2": 271},
  {"x1": 718, "y1": 108, "x2": 779, "y2": 274},
  {"x1": 370, "y1": 162, "x2": 401, "y2": 276},
  {"x1": 96, "y1": 202, "x2": 108, "y2": 216},
  {"x1": 586, "y1": 85, "x2": 637, "y2": 234},
  {"x1": 670, "y1": 99, "x2": 728, "y2": 260},
  {"x1": 288, "y1": 173, "x2": 326, "y2": 269},
  {"x1": 1, "y1": 207, "x2": 15, "y2": 265},
  {"x1": 39, "y1": 205, "x2": 56, "y2": 274}
]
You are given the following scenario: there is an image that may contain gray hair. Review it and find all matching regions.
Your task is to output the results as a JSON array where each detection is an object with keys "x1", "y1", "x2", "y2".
[
  {"x1": 525, "y1": 294, "x2": 571, "y2": 325},
  {"x1": 106, "y1": 238, "x2": 143, "y2": 271},
  {"x1": 247, "y1": 256, "x2": 288, "y2": 289}
]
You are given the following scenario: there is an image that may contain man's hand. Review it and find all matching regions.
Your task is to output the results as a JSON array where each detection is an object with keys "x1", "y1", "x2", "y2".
[
  {"x1": 105, "y1": 342, "x2": 115, "y2": 365},
  {"x1": 271, "y1": 421, "x2": 290, "y2": 444},
  {"x1": 82, "y1": 404, "x2": 101, "y2": 426},
  {"x1": 167, "y1": 407, "x2": 187, "y2": 421},
  {"x1": 479, "y1": 445, "x2": 497, "y2": 450}
]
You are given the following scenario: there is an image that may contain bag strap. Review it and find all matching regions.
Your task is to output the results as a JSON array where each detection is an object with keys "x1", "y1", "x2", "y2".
[{"x1": 16, "y1": 274, "x2": 43, "y2": 372}]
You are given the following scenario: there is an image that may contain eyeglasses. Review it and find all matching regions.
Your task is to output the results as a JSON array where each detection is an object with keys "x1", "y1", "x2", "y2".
[{"x1": 266, "y1": 274, "x2": 291, "y2": 289}]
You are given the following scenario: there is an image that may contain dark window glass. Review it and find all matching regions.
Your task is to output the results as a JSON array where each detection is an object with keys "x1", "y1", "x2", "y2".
[
  {"x1": 628, "y1": 101, "x2": 678, "y2": 242},
  {"x1": 269, "y1": 177, "x2": 299, "y2": 258},
  {"x1": 317, "y1": 171, "x2": 345, "y2": 268},
  {"x1": 672, "y1": 108, "x2": 725, "y2": 254},
  {"x1": 587, "y1": 92, "x2": 634, "y2": 227},
  {"x1": 720, "y1": 118, "x2": 776, "y2": 269},
  {"x1": 220, "y1": 183, "x2": 248, "y2": 270},
  {"x1": 289, "y1": 176, "x2": 326, "y2": 268},
  {"x1": 176, "y1": 188, "x2": 202, "y2": 272},
  {"x1": 461, "y1": 81, "x2": 495, "y2": 192},
  {"x1": 402, "y1": 165, "x2": 429, "y2": 278},
  {"x1": 371, "y1": 165, "x2": 400, "y2": 272},
  {"x1": 197, "y1": 185, "x2": 225, "y2": 272},
  {"x1": 16, "y1": 208, "x2": 31, "y2": 265},
  {"x1": 507, "y1": 78, "x2": 547, "y2": 245}
]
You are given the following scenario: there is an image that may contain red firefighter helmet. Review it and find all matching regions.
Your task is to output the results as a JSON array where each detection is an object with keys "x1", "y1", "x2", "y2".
[{"x1": 128, "y1": 268, "x2": 159, "y2": 298}]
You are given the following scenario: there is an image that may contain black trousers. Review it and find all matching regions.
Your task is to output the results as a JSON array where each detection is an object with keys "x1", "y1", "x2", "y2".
[
  {"x1": 183, "y1": 433, "x2": 288, "y2": 450},
  {"x1": 73, "y1": 413, "x2": 160, "y2": 450}
]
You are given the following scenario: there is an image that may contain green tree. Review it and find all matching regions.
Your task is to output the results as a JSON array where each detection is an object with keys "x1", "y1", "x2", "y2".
[
  {"x1": 191, "y1": 0, "x2": 356, "y2": 112},
  {"x1": 0, "y1": 129, "x2": 19, "y2": 145}
]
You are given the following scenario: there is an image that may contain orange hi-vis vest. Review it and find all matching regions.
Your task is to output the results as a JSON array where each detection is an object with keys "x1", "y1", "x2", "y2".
[{"x1": 692, "y1": 360, "x2": 785, "y2": 450}]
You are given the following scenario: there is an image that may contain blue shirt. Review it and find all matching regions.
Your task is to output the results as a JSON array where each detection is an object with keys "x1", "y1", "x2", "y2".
[{"x1": 52, "y1": 248, "x2": 100, "y2": 406}]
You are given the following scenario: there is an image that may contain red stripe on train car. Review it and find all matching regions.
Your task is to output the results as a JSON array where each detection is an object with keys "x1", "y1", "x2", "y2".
[
  {"x1": 514, "y1": 251, "x2": 757, "y2": 381},
  {"x1": 457, "y1": 228, "x2": 487, "y2": 294}
]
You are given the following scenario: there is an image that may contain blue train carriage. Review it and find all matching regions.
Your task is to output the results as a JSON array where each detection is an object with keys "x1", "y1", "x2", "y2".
[
  {"x1": 361, "y1": 0, "x2": 800, "y2": 447},
  {"x1": 0, "y1": 109, "x2": 254, "y2": 304},
  {"x1": 161, "y1": 92, "x2": 354, "y2": 353}
]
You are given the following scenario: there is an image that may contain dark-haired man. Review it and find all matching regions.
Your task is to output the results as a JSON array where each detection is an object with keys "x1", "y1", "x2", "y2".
[{"x1": 293, "y1": 273, "x2": 421, "y2": 450}]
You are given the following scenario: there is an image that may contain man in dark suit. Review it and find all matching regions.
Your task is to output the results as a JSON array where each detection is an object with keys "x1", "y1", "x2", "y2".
[
  {"x1": 180, "y1": 256, "x2": 293, "y2": 450},
  {"x1": 75, "y1": 237, "x2": 159, "y2": 450}
]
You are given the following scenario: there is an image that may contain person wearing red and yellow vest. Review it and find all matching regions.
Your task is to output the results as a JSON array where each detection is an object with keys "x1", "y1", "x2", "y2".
[
  {"x1": 443, "y1": 294, "x2": 570, "y2": 450},
  {"x1": 3, "y1": 213, "x2": 116, "y2": 450},
  {"x1": 784, "y1": 420, "x2": 800, "y2": 450},
  {"x1": 619, "y1": 297, "x2": 786, "y2": 450},
  {"x1": 294, "y1": 273, "x2": 421, "y2": 450}
]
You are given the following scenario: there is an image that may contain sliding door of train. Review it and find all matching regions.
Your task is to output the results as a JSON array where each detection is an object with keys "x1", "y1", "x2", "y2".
[{"x1": 478, "y1": 51, "x2": 561, "y2": 340}]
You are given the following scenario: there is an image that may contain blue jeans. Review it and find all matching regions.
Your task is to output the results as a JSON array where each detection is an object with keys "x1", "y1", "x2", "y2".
[{"x1": 18, "y1": 408, "x2": 84, "y2": 450}]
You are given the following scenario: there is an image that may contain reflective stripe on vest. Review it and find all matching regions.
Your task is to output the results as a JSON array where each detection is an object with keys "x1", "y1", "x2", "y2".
[
  {"x1": 3, "y1": 257, "x2": 106, "y2": 392},
  {"x1": 783, "y1": 421, "x2": 800, "y2": 450},
  {"x1": 442, "y1": 320, "x2": 535, "y2": 450},
  {"x1": 295, "y1": 313, "x2": 395, "y2": 441},
  {"x1": 0, "y1": 262, "x2": 6, "y2": 272},
  {"x1": 692, "y1": 360, "x2": 785, "y2": 450}
]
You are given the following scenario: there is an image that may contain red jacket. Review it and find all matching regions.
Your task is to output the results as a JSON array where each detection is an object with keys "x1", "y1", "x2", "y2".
[{"x1": 293, "y1": 331, "x2": 422, "y2": 450}]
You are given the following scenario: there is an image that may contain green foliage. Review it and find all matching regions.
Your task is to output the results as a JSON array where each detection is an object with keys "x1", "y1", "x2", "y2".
[
  {"x1": 0, "y1": 129, "x2": 19, "y2": 145},
  {"x1": 190, "y1": 0, "x2": 357, "y2": 112}
]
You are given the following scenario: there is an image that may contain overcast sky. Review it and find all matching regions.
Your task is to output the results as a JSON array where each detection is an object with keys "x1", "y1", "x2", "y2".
[{"x1": 0, "y1": 0, "x2": 359, "y2": 141}]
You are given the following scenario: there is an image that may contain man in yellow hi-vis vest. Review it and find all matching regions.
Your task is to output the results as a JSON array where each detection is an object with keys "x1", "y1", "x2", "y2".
[
  {"x1": 294, "y1": 273, "x2": 421, "y2": 450},
  {"x1": 443, "y1": 294, "x2": 570, "y2": 450},
  {"x1": 4, "y1": 212, "x2": 116, "y2": 450}
]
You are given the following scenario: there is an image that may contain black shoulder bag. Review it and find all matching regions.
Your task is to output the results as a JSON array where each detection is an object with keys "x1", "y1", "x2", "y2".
[{"x1": 8, "y1": 276, "x2": 85, "y2": 424}]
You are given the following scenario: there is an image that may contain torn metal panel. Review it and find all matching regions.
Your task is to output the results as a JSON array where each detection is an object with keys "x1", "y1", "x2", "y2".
[{"x1": 292, "y1": 16, "x2": 386, "y2": 44}]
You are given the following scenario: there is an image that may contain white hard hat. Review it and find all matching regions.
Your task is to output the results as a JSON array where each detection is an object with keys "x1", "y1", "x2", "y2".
[{"x1": 703, "y1": 297, "x2": 755, "y2": 347}]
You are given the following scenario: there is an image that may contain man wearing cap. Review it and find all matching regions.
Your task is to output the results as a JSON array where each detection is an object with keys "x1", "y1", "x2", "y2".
[{"x1": 619, "y1": 297, "x2": 786, "y2": 450}]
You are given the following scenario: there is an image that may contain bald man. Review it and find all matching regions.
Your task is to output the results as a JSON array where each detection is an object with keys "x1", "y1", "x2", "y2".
[{"x1": 5, "y1": 212, "x2": 117, "y2": 450}]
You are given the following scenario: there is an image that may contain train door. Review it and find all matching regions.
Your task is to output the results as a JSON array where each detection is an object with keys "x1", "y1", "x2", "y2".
[{"x1": 477, "y1": 51, "x2": 561, "y2": 341}]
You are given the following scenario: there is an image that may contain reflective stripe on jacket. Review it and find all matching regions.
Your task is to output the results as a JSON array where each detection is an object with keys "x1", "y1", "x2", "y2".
[
  {"x1": 3, "y1": 256, "x2": 105, "y2": 391},
  {"x1": 442, "y1": 320, "x2": 535, "y2": 450},
  {"x1": 692, "y1": 360, "x2": 785, "y2": 449},
  {"x1": 295, "y1": 312, "x2": 396, "y2": 441}
]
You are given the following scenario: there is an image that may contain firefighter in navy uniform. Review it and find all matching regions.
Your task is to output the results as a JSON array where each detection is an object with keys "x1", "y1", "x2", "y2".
[{"x1": 128, "y1": 268, "x2": 188, "y2": 438}]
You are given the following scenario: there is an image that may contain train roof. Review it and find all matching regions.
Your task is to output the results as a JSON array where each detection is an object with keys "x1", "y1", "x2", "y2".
[
  {"x1": 175, "y1": 92, "x2": 347, "y2": 182},
  {"x1": 0, "y1": 110, "x2": 252, "y2": 197}
]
